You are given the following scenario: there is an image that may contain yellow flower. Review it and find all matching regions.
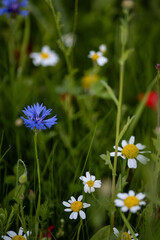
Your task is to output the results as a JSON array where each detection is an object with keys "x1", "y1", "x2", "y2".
[{"x1": 81, "y1": 74, "x2": 98, "y2": 89}]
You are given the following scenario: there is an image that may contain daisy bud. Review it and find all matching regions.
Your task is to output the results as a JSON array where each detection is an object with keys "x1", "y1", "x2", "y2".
[{"x1": 19, "y1": 172, "x2": 27, "y2": 184}]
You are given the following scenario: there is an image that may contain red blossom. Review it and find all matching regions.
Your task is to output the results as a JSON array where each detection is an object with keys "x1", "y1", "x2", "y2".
[{"x1": 138, "y1": 91, "x2": 158, "y2": 110}]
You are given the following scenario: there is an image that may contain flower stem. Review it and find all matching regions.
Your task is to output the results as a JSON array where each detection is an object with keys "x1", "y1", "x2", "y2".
[
  {"x1": 111, "y1": 57, "x2": 125, "y2": 229},
  {"x1": 77, "y1": 219, "x2": 83, "y2": 240},
  {"x1": 34, "y1": 132, "x2": 41, "y2": 236}
]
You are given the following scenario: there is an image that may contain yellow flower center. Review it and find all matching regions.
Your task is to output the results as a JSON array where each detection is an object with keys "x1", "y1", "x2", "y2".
[
  {"x1": 87, "y1": 180, "x2": 94, "y2": 187},
  {"x1": 121, "y1": 232, "x2": 131, "y2": 240},
  {"x1": 70, "y1": 201, "x2": 83, "y2": 212},
  {"x1": 82, "y1": 74, "x2": 98, "y2": 88},
  {"x1": 40, "y1": 52, "x2": 49, "y2": 59},
  {"x1": 92, "y1": 53, "x2": 99, "y2": 61},
  {"x1": 124, "y1": 196, "x2": 140, "y2": 208},
  {"x1": 122, "y1": 144, "x2": 139, "y2": 159},
  {"x1": 12, "y1": 236, "x2": 26, "y2": 240}
]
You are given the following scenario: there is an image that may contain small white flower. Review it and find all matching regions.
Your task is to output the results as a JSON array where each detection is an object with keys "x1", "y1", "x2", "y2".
[
  {"x1": 79, "y1": 171, "x2": 102, "y2": 193},
  {"x1": 99, "y1": 44, "x2": 107, "y2": 53},
  {"x1": 62, "y1": 195, "x2": 90, "y2": 220},
  {"x1": 62, "y1": 33, "x2": 76, "y2": 47},
  {"x1": 30, "y1": 45, "x2": 59, "y2": 67},
  {"x1": 88, "y1": 50, "x2": 108, "y2": 66},
  {"x1": 114, "y1": 190, "x2": 146, "y2": 213},
  {"x1": 113, "y1": 227, "x2": 139, "y2": 239},
  {"x1": 1, "y1": 227, "x2": 31, "y2": 240},
  {"x1": 110, "y1": 136, "x2": 151, "y2": 169}
]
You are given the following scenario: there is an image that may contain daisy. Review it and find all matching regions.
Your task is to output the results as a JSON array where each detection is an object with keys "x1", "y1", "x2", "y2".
[
  {"x1": 30, "y1": 46, "x2": 59, "y2": 67},
  {"x1": 62, "y1": 33, "x2": 76, "y2": 47},
  {"x1": 114, "y1": 190, "x2": 146, "y2": 213},
  {"x1": 1, "y1": 227, "x2": 31, "y2": 240},
  {"x1": 79, "y1": 171, "x2": 102, "y2": 193},
  {"x1": 62, "y1": 195, "x2": 90, "y2": 220},
  {"x1": 21, "y1": 102, "x2": 57, "y2": 131},
  {"x1": 88, "y1": 50, "x2": 108, "y2": 66},
  {"x1": 113, "y1": 227, "x2": 139, "y2": 240},
  {"x1": 110, "y1": 136, "x2": 151, "y2": 168}
]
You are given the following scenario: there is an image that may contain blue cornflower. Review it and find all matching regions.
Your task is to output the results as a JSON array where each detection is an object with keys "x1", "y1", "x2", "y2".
[
  {"x1": 0, "y1": 0, "x2": 29, "y2": 17},
  {"x1": 21, "y1": 103, "x2": 57, "y2": 131}
]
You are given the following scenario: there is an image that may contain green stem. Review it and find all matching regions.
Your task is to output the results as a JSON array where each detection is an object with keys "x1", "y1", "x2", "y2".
[
  {"x1": 120, "y1": 211, "x2": 137, "y2": 240},
  {"x1": 111, "y1": 60, "x2": 125, "y2": 229},
  {"x1": 77, "y1": 219, "x2": 82, "y2": 240},
  {"x1": 34, "y1": 133, "x2": 41, "y2": 236},
  {"x1": 20, "y1": 201, "x2": 26, "y2": 232}
]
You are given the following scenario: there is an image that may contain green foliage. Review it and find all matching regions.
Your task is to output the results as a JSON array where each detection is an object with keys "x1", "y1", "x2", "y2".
[{"x1": 90, "y1": 225, "x2": 111, "y2": 240}]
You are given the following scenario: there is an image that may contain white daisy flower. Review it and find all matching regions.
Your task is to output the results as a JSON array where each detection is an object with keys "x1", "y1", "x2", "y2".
[
  {"x1": 62, "y1": 195, "x2": 90, "y2": 220},
  {"x1": 1, "y1": 227, "x2": 31, "y2": 240},
  {"x1": 114, "y1": 190, "x2": 146, "y2": 213},
  {"x1": 113, "y1": 227, "x2": 139, "y2": 239},
  {"x1": 30, "y1": 45, "x2": 59, "y2": 67},
  {"x1": 110, "y1": 136, "x2": 151, "y2": 168},
  {"x1": 99, "y1": 44, "x2": 107, "y2": 53},
  {"x1": 88, "y1": 50, "x2": 108, "y2": 66},
  {"x1": 79, "y1": 171, "x2": 102, "y2": 193}
]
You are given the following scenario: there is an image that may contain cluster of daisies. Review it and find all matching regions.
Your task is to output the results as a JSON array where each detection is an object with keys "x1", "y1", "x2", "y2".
[
  {"x1": 62, "y1": 172, "x2": 102, "y2": 220},
  {"x1": 88, "y1": 44, "x2": 108, "y2": 66},
  {"x1": 109, "y1": 135, "x2": 151, "y2": 239}
]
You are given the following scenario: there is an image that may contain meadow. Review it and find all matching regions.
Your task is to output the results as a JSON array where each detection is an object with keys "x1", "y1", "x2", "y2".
[{"x1": 0, "y1": 0, "x2": 160, "y2": 239}]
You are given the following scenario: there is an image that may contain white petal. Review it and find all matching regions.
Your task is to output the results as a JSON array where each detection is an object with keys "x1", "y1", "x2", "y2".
[
  {"x1": 91, "y1": 175, "x2": 95, "y2": 181},
  {"x1": 94, "y1": 180, "x2": 101, "y2": 188},
  {"x1": 68, "y1": 200, "x2": 72, "y2": 204},
  {"x1": 71, "y1": 196, "x2": 76, "y2": 202},
  {"x1": 6, "y1": 231, "x2": 17, "y2": 238},
  {"x1": 113, "y1": 146, "x2": 122, "y2": 151},
  {"x1": 110, "y1": 152, "x2": 115, "y2": 157},
  {"x1": 26, "y1": 231, "x2": 32, "y2": 237},
  {"x1": 114, "y1": 199, "x2": 124, "y2": 207},
  {"x1": 139, "y1": 201, "x2": 146, "y2": 206},
  {"x1": 97, "y1": 56, "x2": 108, "y2": 66},
  {"x1": 80, "y1": 176, "x2": 87, "y2": 182},
  {"x1": 84, "y1": 184, "x2": 89, "y2": 193},
  {"x1": 62, "y1": 201, "x2": 71, "y2": 207},
  {"x1": 128, "y1": 159, "x2": 137, "y2": 168},
  {"x1": 64, "y1": 208, "x2": 72, "y2": 212},
  {"x1": 91, "y1": 187, "x2": 95, "y2": 192},
  {"x1": 128, "y1": 190, "x2": 135, "y2": 196},
  {"x1": 41, "y1": 45, "x2": 50, "y2": 52},
  {"x1": 139, "y1": 151, "x2": 151, "y2": 153},
  {"x1": 113, "y1": 227, "x2": 119, "y2": 237},
  {"x1": 136, "y1": 193, "x2": 145, "y2": 200},
  {"x1": 117, "y1": 193, "x2": 128, "y2": 199},
  {"x1": 1, "y1": 236, "x2": 11, "y2": 240},
  {"x1": 122, "y1": 140, "x2": 127, "y2": 147},
  {"x1": 73, "y1": 212, "x2": 78, "y2": 219},
  {"x1": 136, "y1": 143, "x2": 146, "y2": 150},
  {"x1": 79, "y1": 210, "x2": 86, "y2": 219},
  {"x1": 121, "y1": 206, "x2": 128, "y2": 212},
  {"x1": 18, "y1": 227, "x2": 23, "y2": 236},
  {"x1": 86, "y1": 172, "x2": 91, "y2": 179},
  {"x1": 78, "y1": 195, "x2": 83, "y2": 201},
  {"x1": 83, "y1": 203, "x2": 91, "y2": 208},
  {"x1": 129, "y1": 136, "x2": 135, "y2": 144},
  {"x1": 130, "y1": 206, "x2": 140, "y2": 213},
  {"x1": 136, "y1": 155, "x2": 150, "y2": 164},
  {"x1": 69, "y1": 211, "x2": 75, "y2": 219}
]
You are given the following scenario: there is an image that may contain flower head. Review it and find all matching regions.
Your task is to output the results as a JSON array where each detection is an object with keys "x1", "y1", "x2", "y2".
[
  {"x1": 0, "y1": 0, "x2": 29, "y2": 17},
  {"x1": 88, "y1": 50, "x2": 108, "y2": 66},
  {"x1": 110, "y1": 136, "x2": 151, "y2": 168},
  {"x1": 113, "y1": 227, "x2": 139, "y2": 240},
  {"x1": 62, "y1": 33, "x2": 76, "y2": 47},
  {"x1": 62, "y1": 195, "x2": 90, "y2": 220},
  {"x1": 81, "y1": 74, "x2": 98, "y2": 89},
  {"x1": 79, "y1": 171, "x2": 102, "y2": 193},
  {"x1": 1, "y1": 227, "x2": 31, "y2": 240},
  {"x1": 30, "y1": 46, "x2": 59, "y2": 67},
  {"x1": 21, "y1": 103, "x2": 57, "y2": 131},
  {"x1": 156, "y1": 64, "x2": 160, "y2": 70},
  {"x1": 138, "y1": 91, "x2": 158, "y2": 110},
  {"x1": 114, "y1": 190, "x2": 146, "y2": 213}
]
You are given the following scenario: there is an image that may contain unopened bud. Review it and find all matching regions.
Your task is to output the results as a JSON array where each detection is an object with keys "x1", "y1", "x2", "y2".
[
  {"x1": 15, "y1": 118, "x2": 23, "y2": 127},
  {"x1": 122, "y1": 0, "x2": 134, "y2": 9},
  {"x1": 19, "y1": 194, "x2": 24, "y2": 201},
  {"x1": 99, "y1": 44, "x2": 107, "y2": 53},
  {"x1": 28, "y1": 189, "x2": 35, "y2": 202},
  {"x1": 19, "y1": 172, "x2": 27, "y2": 184},
  {"x1": 156, "y1": 64, "x2": 160, "y2": 70}
]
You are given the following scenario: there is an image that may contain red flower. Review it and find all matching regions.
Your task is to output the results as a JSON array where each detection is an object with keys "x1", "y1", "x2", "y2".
[
  {"x1": 38, "y1": 225, "x2": 54, "y2": 240},
  {"x1": 138, "y1": 91, "x2": 158, "y2": 110}
]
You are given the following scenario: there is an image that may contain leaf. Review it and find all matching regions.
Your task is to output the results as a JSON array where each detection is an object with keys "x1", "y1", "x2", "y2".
[
  {"x1": 116, "y1": 174, "x2": 128, "y2": 193},
  {"x1": 118, "y1": 116, "x2": 135, "y2": 143},
  {"x1": 90, "y1": 226, "x2": 110, "y2": 240},
  {"x1": 119, "y1": 48, "x2": 134, "y2": 65},
  {"x1": 100, "y1": 151, "x2": 113, "y2": 170},
  {"x1": 101, "y1": 80, "x2": 118, "y2": 107}
]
